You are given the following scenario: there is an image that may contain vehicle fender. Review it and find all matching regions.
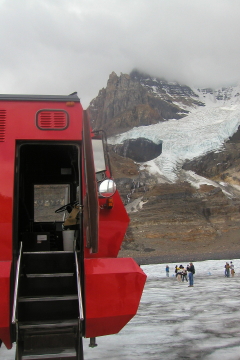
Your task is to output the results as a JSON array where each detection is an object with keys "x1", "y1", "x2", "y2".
[{"x1": 84, "y1": 257, "x2": 146, "y2": 338}]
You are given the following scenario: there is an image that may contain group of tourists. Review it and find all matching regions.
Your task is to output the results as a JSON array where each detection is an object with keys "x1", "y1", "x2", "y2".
[
  {"x1": 165, "y1": 261, "x2": 236, "y2": 287},
  {"x1": 165, "y1": 263, "x2": 195, "y2": 287},
  {"x1": 224, "y1": 261, "x2": 235, "y2": 277}
]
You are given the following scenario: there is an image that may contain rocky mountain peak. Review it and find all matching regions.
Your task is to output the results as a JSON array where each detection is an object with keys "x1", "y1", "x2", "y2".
[
  {"x1": 130, "y1": 69, "x2": 198, "y2": 98},
  {"x1": 87, "y1": 70, "x2": 240, "y2": 262},
  {"x1": 87, "y1": 70, "x2": 197, "y2": 136}
]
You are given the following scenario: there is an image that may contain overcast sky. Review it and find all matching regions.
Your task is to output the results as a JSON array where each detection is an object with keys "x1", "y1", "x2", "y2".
[{"x1": 1, "y1": 0, "x2": 240, "y2": 108}]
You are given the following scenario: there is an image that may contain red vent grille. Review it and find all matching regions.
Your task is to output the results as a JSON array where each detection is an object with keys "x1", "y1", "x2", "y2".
[
  {"x1": 0, "y1": 110, "x2": 6, "y2": 142},
  {"x1": 36, "y1": 110, "x2": 69, "y2": 130}
]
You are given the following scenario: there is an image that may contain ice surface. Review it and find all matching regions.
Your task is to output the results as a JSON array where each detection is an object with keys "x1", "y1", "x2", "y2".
[
  {"x1": 108, "y1": 98, "x2": 240, "y2": 183},
  {"x1": 2, "y1": 259, "x2": 240, "y2": 360}
]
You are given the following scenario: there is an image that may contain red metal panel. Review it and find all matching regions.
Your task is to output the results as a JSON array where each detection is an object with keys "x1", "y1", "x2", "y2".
[
  {"x1": 0, "y1": 101, "x2": 83, "y2": 261},
  {"x1": 0, "y1": 261, "x2": 12, "y2": 349},
  {"x1": 0, "y1": 97, "x2": 146, "y2": 349},
  {"x1": 0, "y1": 99, "x2": 84, "y2": 347},
  {"x1": 0, "y1": 100, "x2": 82, "y2": 141},
  {"x1": 84, "y1": 191, "x2": 129, "y2": 258},
  {"x1": 0, "y1": 169, "x2": 14, "y2": 261},
  {"x1": 84, "y1": 258, "x2": 147, "y2": 338}
]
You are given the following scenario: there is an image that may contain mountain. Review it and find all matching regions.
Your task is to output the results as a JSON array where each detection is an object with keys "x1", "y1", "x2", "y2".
[
  {"x1": 87, "y1": 71, "x2": 240, "y2": 263},
  {"x1": 87, "y1": 70, "x2": 197, "y2": 136}
]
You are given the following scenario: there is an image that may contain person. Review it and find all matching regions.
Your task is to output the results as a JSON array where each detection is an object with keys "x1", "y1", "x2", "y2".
[
  {"x1": 230, "y1": 261, "x2": 235, "y2": 277},
  {"x1": 181, "y1": 266, "x2": 188, "y2": 282},
  {"x1": 176, "y1": 266, "x2": 182, "y2": 282},
  {"x1": 225, "y1": 262, "x2": 230, "y2": 277},
  {"x1": 187, "y1": 262, "x2": 195, "y2": 287},
  {"x1": 166, "y1": 265, "x2": 170, "y2": 277},
  {"x1": 175, "y1": 265, "x2": 178, "y2": 275}
]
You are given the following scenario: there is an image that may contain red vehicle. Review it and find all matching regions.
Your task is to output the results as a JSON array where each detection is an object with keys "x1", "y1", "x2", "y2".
[{"x1": 0, "y1": 93, "x2": 146, "y2": 359}]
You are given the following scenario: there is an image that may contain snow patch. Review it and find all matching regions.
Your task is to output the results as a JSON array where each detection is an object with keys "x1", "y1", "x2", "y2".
[
  {"x1": 125, "y1": 197, "x2": 148, "y2": 213},
  {"x1": 183, "y1": 171, "x2": 219, "y2": 189}
]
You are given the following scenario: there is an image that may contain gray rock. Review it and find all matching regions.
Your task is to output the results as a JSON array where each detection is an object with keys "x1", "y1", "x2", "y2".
[{"x1": 112, "y1": 137, "x2": 162, "y2": 162}]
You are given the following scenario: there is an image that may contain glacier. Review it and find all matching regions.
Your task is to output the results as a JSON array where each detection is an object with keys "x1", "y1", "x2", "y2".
[
  {"x1": 108, "y1": 93, "x2": 240, "y2": 183},
  {"x1": 3, "y1": 259, "x2": 240, "y2": 360}
]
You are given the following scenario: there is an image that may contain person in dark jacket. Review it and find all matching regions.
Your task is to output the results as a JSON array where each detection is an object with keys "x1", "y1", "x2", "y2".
[
  {"x1": 225, "y1": 262, "x2": 230, "y2": 277},
  {"x1": 187, "y1": 262, "x2": 195, "y2": 287}
]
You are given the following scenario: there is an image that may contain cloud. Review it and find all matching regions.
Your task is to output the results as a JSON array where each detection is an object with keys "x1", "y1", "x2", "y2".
[{"x1": 0, "y1": 0, "x2": 240, "y2": 107}]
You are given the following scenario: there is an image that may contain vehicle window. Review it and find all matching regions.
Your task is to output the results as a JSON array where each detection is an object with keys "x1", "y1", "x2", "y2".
[
  {"x1": 92, "y1": 139, "x2": 106, "y2": 173},
  {"x1": 34, "y1": 184, "x2": 70, "y2": 222}
]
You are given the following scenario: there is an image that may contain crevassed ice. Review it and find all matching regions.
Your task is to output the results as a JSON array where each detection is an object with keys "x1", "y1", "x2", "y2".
[{"x1": 108, "y1": 105, "x2": 240, "y2": 182}]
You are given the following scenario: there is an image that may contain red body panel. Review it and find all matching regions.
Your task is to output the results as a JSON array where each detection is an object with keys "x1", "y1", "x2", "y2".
[
  {"x1": 84, "y1": 191, "x2": 129, "y2": 258},
  {"x1": 0, "y1": 100, "x2": 84, "y2": 347},
  {"x1": 0, "y1": 100, "x2": 83, "y2": 259},
  {"x1": 84, "y1": 258, "x2": 146, "y2": 338},
  {"x1": 0, "y1": 95, "x2": 146, "y2": 348}
]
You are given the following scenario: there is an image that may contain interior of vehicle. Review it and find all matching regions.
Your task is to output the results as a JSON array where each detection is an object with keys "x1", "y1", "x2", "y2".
[{"x1": 14, "y1": 142, "x2": 81, "y2": 252}]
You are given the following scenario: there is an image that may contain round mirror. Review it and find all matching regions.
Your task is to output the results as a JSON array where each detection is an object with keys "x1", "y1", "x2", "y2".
[{"x1": 99, "y1": 179, "x2": 116, "y2": 198}]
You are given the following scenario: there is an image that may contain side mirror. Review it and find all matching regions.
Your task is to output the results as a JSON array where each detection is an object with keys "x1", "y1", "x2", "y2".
[{"x1": 98, "y1": 179, "x2": 116, "y2": 198}]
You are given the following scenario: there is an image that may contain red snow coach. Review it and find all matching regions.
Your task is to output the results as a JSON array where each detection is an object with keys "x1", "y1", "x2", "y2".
[{"x1": 0, "y1": 93, "x2": 146, "y2": 359}]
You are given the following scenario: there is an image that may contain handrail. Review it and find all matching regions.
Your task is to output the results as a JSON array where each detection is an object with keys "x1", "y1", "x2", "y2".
[
  {"x1": 75, "y1": 251, "x2": 84, "y2": 321},
  {"x1": 12, "y1": 242, "x2": 23, "y2": 324}
]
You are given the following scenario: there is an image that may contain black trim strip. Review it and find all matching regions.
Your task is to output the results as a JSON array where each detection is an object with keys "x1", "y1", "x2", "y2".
[{"x1": 0, "y1": 93, "x2": 80, "y2": 102}]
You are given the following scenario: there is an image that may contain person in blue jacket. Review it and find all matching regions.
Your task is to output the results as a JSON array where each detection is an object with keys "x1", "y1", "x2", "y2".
[{"x1": 166, "y1": 265, "x2": 170, "y2": 277}]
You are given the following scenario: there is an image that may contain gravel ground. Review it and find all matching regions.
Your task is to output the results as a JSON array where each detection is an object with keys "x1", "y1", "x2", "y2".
[{"x1": 119, "y1": 227, "x2": 240, "y2": 265}]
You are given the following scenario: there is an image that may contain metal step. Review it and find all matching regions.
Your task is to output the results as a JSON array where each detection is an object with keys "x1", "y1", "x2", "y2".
[
  {"x1": 18, "y1": 297, "x2": 79, "y2": 322},
  {"x1": 19, "y1": 319, "x2": 79, "y2": 330},
  {"x1": 22, "y1": 252, "x2": 76, "y2": 275},
  {"x1": 19, "y1": 274, "x2": 76, "y2": 297},
  {"x1": 19, "y1": 295, "x2": 78, "y2": 302},
  {"x1": 25, "y1": 273, "x2": 74, "y2": 278},
  {"x1": 15, "y1": 249, "x2": 83, "y2": 360},
  {"x1": 22, "y1": 347, "x2": 77, "y2": 360},
  {"x1": 19, "y1": 328, "x2": 78, "y2": 358}
]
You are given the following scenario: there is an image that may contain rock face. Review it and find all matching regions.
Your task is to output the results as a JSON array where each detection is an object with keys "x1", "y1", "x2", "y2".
[
  {"x1": 110, "y1": 138, "x2": 162, "y2": 162},
  {"x1": 87, "y1": 70, "x2": 240, "y2": 262},
  {"x1": 110, "y1": 145, "x2": 240, "y2": 263},
  {"x1": 182, "y1": 126, "x2": 240, "y2": 182},
  {"x1": 107, "y1": 111, "x2": 240, "y2": 263},
  {"x1": 87, "y1": 70, "x2": 200, "y2": 136}
]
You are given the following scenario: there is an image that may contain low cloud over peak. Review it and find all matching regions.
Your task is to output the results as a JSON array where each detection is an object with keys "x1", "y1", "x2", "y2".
[{"x1": 0, "y1": 0, "x2": 240, "y2": 107}]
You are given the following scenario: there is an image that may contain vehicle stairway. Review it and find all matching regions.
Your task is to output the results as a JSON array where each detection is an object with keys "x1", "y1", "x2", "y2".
[{"x1": 15, "y1": 251, "x2": 83, "y2": 360}]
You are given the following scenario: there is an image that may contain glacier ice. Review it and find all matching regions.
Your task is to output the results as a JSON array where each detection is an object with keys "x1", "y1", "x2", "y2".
[{"x1": 108, "y1": 103, "x2": 240, "y2": 183}]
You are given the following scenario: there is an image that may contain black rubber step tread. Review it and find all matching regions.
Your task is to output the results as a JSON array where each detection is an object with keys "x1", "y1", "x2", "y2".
[
  {"x1": 18, "y1": 299, "x2": 79, "y2": 322},
  {"x1": 22, "y1": 252, "x2": 75, "y2": 274},
  {"x1": 19, "y1": 275, "x2": 77, "y2": 297}
]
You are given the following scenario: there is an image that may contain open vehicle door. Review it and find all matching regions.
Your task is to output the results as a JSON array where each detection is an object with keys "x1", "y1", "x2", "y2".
[{"x1": 82, "y1": 111, "x2": 99, "y2": 254}]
